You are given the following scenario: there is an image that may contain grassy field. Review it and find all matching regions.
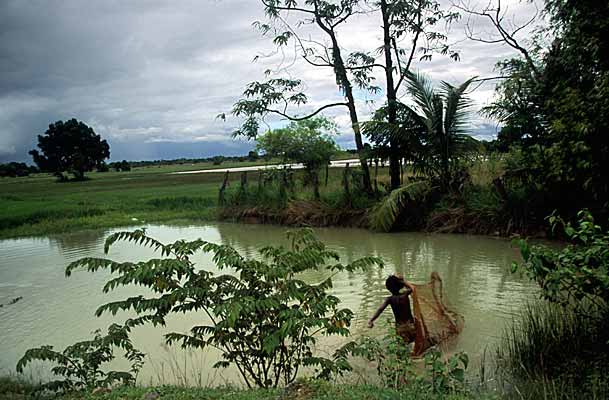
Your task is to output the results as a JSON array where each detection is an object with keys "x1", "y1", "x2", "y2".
[
  {"x1": 0, "y1": 166, "x2": 224, "y2": 239},
  {"x1": 0, "y1": 156, "x2": 508, "y2": 239},
  {"x1": 0, "y1": 160, "x2": 388, "y2": 239}
]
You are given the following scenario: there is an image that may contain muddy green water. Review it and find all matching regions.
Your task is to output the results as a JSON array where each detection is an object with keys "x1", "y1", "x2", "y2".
[{"x1": 0, "y1": 223, "x2": 537, "y2": 385}]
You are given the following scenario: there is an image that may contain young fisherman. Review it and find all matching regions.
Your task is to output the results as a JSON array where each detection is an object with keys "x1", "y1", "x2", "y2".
[{"x1": 368, "y1": 274, "x2": 417, "y2": 343}]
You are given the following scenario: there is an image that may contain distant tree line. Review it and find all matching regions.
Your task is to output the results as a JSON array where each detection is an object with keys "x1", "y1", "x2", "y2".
[{"x1": 0, "y1": 162, "x2": 39, "y2": 178}]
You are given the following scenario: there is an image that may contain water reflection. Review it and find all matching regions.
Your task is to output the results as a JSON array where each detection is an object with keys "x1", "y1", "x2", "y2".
[
  {"x1": 0, "y1": 222, "x2": 537, "y2": 384},
  {"x1": 50, "y1": 228, "x2": 108, "y2": 258}
]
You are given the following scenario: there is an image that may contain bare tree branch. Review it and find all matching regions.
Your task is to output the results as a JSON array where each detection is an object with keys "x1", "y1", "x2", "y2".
[
  {"x1": 266, "y1": 102, "x2": 349, "y2": 121},
  {"x1": 452, "y1": 0, "x2": 542, "y2": 80}
]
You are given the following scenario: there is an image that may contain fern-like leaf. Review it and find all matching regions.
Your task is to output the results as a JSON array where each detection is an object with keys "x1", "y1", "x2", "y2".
[{"x1": 368, "y1": 181, "x2": 432, "y2": 232}]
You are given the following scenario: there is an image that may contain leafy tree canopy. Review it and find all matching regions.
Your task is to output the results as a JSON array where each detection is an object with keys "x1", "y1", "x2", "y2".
[
  {"x1": 485, "y1": 1, "x2": 609, "y2": 219},
  {"x1": 256, "y1": 118, "x2": 339, "y2": 199},
  {"x1": 0, "y1": 162, "x2": 38, "y2": 178},
  {"x1": 365, "y1": 71, "x2": 476, "y2": 191},
  {"x1": 29, "y1": 119, "x2": 110, "y2": 181},
  {"x1": 256, "y1": 117, "x2": 338, "y2": 169}
]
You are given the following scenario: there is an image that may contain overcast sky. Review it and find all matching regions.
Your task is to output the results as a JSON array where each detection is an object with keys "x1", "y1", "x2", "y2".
[{"x1": 0, "y1": 0, "x2": 540, "y2": 163}]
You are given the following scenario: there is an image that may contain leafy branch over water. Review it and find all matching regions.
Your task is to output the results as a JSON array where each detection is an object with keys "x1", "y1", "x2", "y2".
[
  {"x1": 65, "y1": 228, "x2": 384, "y2": 388},
  {"x1": 16, "y1": 324, "x2": 144, "y2": 393}
]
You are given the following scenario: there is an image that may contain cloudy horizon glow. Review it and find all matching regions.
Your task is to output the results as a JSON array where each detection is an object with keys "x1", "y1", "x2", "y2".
[{"x1": 0, "y1": 0, "x2": 540, "y2": 163}]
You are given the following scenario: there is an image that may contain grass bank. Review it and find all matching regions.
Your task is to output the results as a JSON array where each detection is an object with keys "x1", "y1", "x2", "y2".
[
  {"x1": 0, "y1": 157, "x2": 540, "y2": 239},
  {"x1": 0, "y1": 161, "x2": 384, "y2": 239},
  {"x1": 1, "y1": 378, "x2": 493, "y2": 400}
]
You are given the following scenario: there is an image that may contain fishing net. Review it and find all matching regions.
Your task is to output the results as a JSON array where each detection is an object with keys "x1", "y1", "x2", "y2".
[{"x1": 410, "y1": 272, "x2": 464, "y2": 356}]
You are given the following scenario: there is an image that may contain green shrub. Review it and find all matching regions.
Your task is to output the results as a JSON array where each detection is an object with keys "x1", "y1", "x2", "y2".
[
  {"x1": 65, "y1": 228, "x2": 383, "y2": 388},
  {"x1": 16, "y1": 324, "x2": 144, "y2": 394},
  {"x1": 352, "y1": 330, "x2": 469, "y2": 394},
  {"x1": 514, "y1": 210, "x2": 609, "y2": 306},
  {"x1": 503, "y1": 209, "x2": 609, "y2": 399}
]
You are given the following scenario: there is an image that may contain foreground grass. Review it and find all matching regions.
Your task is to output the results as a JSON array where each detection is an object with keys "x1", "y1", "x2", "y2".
[
  {"x1": 495, "y1": 303, "x2": 609, "y2": 400},
  {"x1": 0, "y1": 379, "x2": 493, "y2": 400}
]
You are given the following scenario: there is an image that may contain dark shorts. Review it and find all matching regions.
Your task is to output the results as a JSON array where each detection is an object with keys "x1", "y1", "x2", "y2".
[{"x1": 396, "y1": 321, "x2": 417, "y2": 343}]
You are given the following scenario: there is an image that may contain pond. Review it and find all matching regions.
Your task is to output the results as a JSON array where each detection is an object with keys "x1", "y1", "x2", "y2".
[{"x1": 0, "y1": 223, "x2": 537, "y2": 386}]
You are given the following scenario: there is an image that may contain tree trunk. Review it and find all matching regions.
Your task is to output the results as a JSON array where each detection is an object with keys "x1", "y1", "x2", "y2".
[
  {"x1": 313, "y1": 171, "x2": 320, "y2": 200},
  {"x1": 73, "y1": 169, "x2": 86, "y2": 181},
  {"x1": 374, "y1": 159, "x2": 379, "y2": 194},
  {"x1": 257, "y1": 171, "x2": 263, "y2": 192},
  {"x1": 320, "y1": 20, "x2": 372, "y2": 194},
  {"x1": 381, "y1": 0, "x2": 401, "y2": 190}
]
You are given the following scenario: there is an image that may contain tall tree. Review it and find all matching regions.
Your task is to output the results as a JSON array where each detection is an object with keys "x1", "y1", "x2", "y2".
[
  {"x1": 231, "y1": 0, "x2": 374, "y2": 193},
  {"x1": 29, "y1": 119, "x2": 110, "y2": 181},
  {"x1": 231, "y1": 0, "x2": 459, "y2": 191},
  {"x1": 480, "y1": 0, "x2": 609, "y2": 217},
  {"x1": 365, "y1": 0, "x2": 460, "y2": 189},
  {"x1": 377, "y1": 0, "x2": 459, "y2": 189}
]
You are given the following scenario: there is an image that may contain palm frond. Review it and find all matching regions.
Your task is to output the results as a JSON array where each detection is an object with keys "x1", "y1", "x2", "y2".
[
  {"x1": 368, "y1": 181, "x2": 431, "y2": 232},
  {"x1": 363, "y1": 103, "x2": 426, "y2": 143},
  {"x1": 404, "y1": 71, "x2": 436, "y2": 134},
  {"x1": 441, "y1": 76, "x2": 476, "y2": 137}
]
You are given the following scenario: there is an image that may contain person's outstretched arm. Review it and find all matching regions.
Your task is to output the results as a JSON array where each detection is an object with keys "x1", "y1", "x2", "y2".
[
  {"x1": 368, "y1": 297, "x2": 390, "y2": 328},
  {"x1": 403, "y1": 280, "x2": 414, "y2": 295}
]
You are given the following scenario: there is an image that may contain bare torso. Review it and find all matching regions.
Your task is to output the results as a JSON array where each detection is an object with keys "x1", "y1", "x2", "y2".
[{"x1": 387, "y1": 293, "x2": 414, "y2": 324}]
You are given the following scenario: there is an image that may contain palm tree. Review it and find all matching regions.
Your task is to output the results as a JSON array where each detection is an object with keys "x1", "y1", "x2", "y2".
[
  {"x1": 404, "y1": 70, "x2": 477, "y2": 190},
  {"x1": 367, "y1": 72, "x2": 477, "y2": 232}
]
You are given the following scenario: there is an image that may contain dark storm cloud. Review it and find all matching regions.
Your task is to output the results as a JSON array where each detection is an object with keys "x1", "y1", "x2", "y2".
[{"x1": 0, "y1": 0, "x2": 539, "y2": 162}]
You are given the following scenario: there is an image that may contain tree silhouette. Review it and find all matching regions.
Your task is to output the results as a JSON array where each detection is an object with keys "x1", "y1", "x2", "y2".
[{"x1": 29, "y1": 119, "x2": 110, "y2": 181}]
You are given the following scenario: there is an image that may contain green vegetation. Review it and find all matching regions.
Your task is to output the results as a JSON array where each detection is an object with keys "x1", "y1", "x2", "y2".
[
  {"x1": 496, "y1": 211, "x2": 609, "y2": 399},
  {"x1": 0, "y1": 166, "x2": 222, "y2": 238},
  {"x1": 515, "y1": 210, "x2": 609, "y2": 306},
  {"x1": 231, "y1": 0, "x2": 463, "y2": 192},
  {"x1": 221, "y1": 0, "x2": 609, "y2": 238},
  {"x1": 0, "y1": 162, "x2": 39, "y2": 178},
  {"x1": 29, "y1": 119, "x2": 110, "y2": 182},
  {"x1": 352, "y1": 332, "x2": 469, "y2": 393},
  {"x1": 64, "y1": 229, "x2": 382, "y2": 388},
  {"x1": 483, "y1": 1, "x2": 609, "y2": 222},
  {"x1": 1, "y1": 379, "x2": 490, "y2": 400},
  {"x1": 0, "y1": 150, "x2": 371, "y2": 239},
  {"x1": 0, "y1": 154, "x2": 524, "y2": 239},
  {"x1": 256, "y1": 118, "x2": 339, "y2": 200},
  {"x1": 496, "y1": 304, "x2": 609, "y2": 400},
  {"x1": 16, "y1": 325, "x2": 144, "y2": 393}
]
